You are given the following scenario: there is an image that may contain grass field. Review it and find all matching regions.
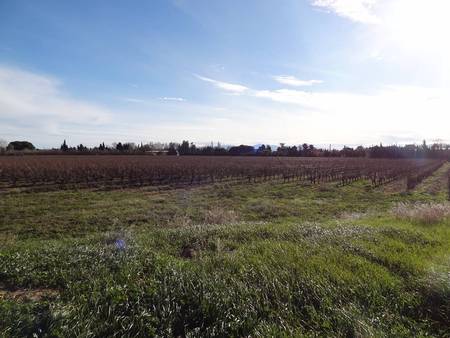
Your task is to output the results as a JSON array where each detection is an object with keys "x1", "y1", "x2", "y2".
[{"x1": 1, "y1": 164, "x2": 449, "y2": 337}]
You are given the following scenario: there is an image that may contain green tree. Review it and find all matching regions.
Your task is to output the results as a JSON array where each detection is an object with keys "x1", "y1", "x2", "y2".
[
  {"x1": 60, "y1": 140, "x2": 69, "y2": 152},
  {"x1": 7, "y1": 141, "x2": 35, "y2": 151},
  {"x1": 178, "y1": 140, "x2": 190, "y2": 155}
]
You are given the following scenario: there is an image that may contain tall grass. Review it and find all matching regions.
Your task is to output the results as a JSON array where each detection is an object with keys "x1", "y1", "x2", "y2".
[{"x1": 391, "y1": 202, "x2": 450, "y2": 224}]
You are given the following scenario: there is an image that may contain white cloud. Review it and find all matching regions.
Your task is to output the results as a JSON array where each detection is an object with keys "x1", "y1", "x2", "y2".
[
  {"x1": 254, "y1": 88, "x2": 356, "y2": 109},
  {"x1": 0, "y1": 65, "x2": 115, "y2": 146},
  {"x1": 193, "y1": 70, "x2": 450, "y2": 144},
  {"x1": 0, "y1": 65, "x2": 111, "y2": 126},
  {"x1": 312, "y1": 0, "x2": 380, "y2": 24},
  {"x1": 159, "y1": 97, "x2": 186, "y2": 102},
  {"x1": 252, "y1": 85, "x2": 450, "y2": 143},
  {"x1": 195, "y1": 74, "x2": 249, "y2": 93},
  {"x1": 122, "y1": 97, "x2": 146, "y2": 103},
  {"x1": 121, "y1": 97, "x2": 186, "y2": 104},
  {"x1": 273, "y1": 75, "x2": 323, "y2": 87}
]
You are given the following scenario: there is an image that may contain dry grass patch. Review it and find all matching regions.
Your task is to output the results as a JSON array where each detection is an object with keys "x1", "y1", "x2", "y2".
[
  {"x1": 203, "y1": 206, "x2": 240, "y2": 225},
  {"x1": 391, "y1": 202, "x2": 450, "y2": 224}
]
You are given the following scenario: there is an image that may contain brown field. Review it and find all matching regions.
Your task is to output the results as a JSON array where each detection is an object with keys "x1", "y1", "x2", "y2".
[{"x1": 0, "y1": 155, "x2": 443, "y2": 191}]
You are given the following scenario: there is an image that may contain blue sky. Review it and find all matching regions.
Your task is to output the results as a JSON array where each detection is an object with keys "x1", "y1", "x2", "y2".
[{"x1": 1, "y1": 0, "x2": 449, "y2": 148}]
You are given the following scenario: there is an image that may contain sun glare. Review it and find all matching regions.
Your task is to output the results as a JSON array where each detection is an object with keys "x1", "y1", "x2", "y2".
[{"x1": 382, "y1": 0, "x2": 450, "y2": 56}]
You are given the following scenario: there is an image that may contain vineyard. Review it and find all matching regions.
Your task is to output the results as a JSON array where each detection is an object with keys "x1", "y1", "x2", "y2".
[{"x1": 0, "y1": 155, "x2": 445, "y2": 191}]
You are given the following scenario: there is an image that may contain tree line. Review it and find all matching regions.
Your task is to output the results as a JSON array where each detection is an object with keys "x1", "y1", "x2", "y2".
[{"x1": 1, "y1": 138, "x2": 450, "y2": 159}]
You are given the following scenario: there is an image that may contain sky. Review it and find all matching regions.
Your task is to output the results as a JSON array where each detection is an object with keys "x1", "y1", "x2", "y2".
[{"x1": 0, "y1": 0, "x2": 449, "y2": 148}]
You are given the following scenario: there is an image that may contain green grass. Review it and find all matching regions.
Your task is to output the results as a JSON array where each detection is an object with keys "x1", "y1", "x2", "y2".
[
  {"x1": 0, "y1": 180, "x2": 400, "y2": 239},
  {"x1": 1, "y1": 178, "x2": 449, "y2": 337}
]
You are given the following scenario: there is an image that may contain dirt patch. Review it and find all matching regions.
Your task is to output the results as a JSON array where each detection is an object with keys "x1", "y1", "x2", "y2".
[
  {"x1": 180, "y1": 245, "x2": 198, "y2": 259},
  {"x1": 0, "y1": 288, "x2": 59, "y2": 302}
]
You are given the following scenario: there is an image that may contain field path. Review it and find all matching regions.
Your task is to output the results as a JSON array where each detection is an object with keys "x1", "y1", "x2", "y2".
[{"x1": 414, "y1": 161, "x2": 450, "y2": 197}]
